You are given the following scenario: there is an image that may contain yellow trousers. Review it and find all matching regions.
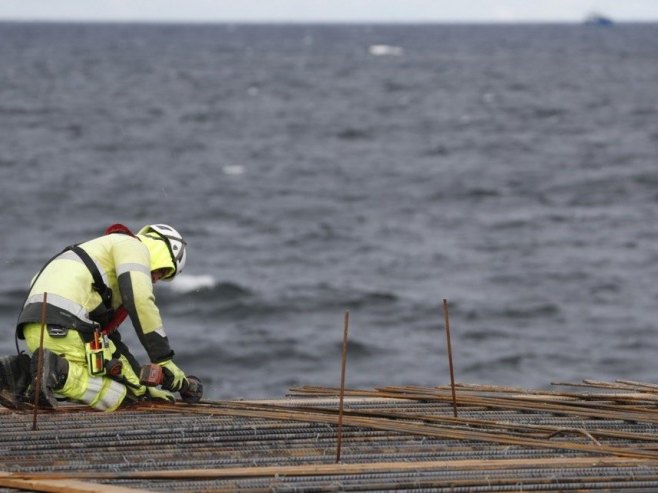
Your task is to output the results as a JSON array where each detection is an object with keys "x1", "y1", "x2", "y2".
[{"x1": 23, "y1": 324, "x2": 144, "y2": 411}]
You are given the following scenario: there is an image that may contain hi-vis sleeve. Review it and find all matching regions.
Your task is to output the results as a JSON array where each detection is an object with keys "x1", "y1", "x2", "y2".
[{"x1": 113, "y1": 239, "x2": 174, "y2": 363}]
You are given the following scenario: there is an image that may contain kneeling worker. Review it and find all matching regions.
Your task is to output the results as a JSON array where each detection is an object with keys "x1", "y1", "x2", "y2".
[{"x1": 0, "y1": 223, "x2": 201, "y2": 411}]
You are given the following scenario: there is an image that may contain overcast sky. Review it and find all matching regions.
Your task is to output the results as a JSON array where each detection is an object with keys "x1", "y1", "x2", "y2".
[{"x1": 0, "y1": 0, "x2": 657, "y2": 23}]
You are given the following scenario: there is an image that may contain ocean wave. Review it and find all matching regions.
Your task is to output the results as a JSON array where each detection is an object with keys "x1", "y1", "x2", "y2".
[
  {"x1": 167, "y1": 274, "x2": 218, "y2": 293},
  {"x1": 335, "y1": 127, "x2": 372, "y2": 140},
  {"x1": 159, "y1": 280, "x2": 401, "y2": 323},
  {"x1": 465, "y1": 187, "x2": 502, "y2": 199},
  {"x1": 462, "y1": 352, "x2": 537, "y2": 373},
  {"x1": 462, "y1": 302, "x2": 561, "y2": 321},
  {"x1": 328, "y1": 338, "x2": 375, "y2": 359},
  {"x1": 222, "y1": 165, "x2": 245, "y2": 176},
  {"x1": 285, "y1": 286, "x2": 400, "y2": 316},
  {"x1": 368, "y1": 44, "x2": 404, "y2": 56},
  {"x1": 421, "y1": 145, "x2": 450, "y2": 157},
  {"x1": 500, "y1": 304, "x2": 561, "y2": 320},
  {"x1": 158, "y1": 277, "x2": 254, "y2": 318},
  {"x1": 462, "y1": 328, "x2": 514, "y2": 341},
  {"x1": 0, "y1": 105, "x2": 55, "y2": 116}
]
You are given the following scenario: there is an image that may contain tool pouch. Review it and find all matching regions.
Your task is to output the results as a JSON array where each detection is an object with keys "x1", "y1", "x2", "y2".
[{"x1": 85, "y1": 331, "x2": 113, "y2": 376}]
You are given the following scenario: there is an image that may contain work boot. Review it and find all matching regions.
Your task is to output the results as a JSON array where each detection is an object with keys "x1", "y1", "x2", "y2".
[
  {"x1": 0, "y1": 354, "x2": 31, "y2": 409},
  {"x1": 27, "y1": 349, "x2": 69, "y2": 409}
]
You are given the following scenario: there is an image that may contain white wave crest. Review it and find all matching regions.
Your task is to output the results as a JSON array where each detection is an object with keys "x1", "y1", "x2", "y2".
[
  {"x1": 369, "y1": 44, "x2": 404, "y2": 56},
  {"x1": 223, "y1": 165, "x2": 245, "y2": 175},
  {"x1": 167, "y1": 273, "x2": 216, "y2": 293}
]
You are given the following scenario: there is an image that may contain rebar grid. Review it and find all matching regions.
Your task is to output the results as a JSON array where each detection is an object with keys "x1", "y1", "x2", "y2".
[{"x1": 4, "y1": 380, "x2": 658, "y2": 492}]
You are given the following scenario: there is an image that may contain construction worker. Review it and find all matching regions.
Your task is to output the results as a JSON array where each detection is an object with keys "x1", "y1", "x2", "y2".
[{"x1": 0, "y1": 224, "x2": 195, "y2": 411}]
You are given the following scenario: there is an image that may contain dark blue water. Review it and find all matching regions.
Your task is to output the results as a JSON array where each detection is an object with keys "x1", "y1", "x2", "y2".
[{"x1": 1, "y1": 22, "x2": 658, "y2": 399}]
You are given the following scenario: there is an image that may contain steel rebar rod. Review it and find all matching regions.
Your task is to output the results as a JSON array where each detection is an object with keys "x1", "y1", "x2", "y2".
[
  {"x1": 336, "y1": 310, "x2": 350, "y2": 463},
  {"x1": 32, "y1": 292, "x2": 47, "y2": 431},
  {"x1": 442, "y1": 299, "x2": 458, "y2": 418}
]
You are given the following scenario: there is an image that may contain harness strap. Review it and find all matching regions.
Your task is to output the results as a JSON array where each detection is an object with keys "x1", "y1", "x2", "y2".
[{"x1": 68, "y1": 245, "x2": 113, "y2": 311}]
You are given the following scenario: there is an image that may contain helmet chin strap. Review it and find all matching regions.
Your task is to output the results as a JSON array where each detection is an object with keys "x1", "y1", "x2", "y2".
[{"x1": 142, "y1": 233, "x2": 177, "y2": 278}]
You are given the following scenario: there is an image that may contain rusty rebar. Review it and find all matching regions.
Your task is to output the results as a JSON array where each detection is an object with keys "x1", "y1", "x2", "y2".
[
  {"x1": 336, "y1": 310, "x2": 350, "y2": 463},
  {"x1": 442, "y1": 299, "x2": 458, "y2": 417},
  {"x1": 32, "y1": 292, "x2": 47, "y2": 431}
]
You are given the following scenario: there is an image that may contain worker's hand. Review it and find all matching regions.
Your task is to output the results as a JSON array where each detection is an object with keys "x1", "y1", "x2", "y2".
[
  {"x1": 159, "y1": 359, "x2": 187, "y2": 392},
  {"x1": 131, "y1": 385, "x2": 147, "y2": 398},
  {"x1": 147, "y1": 386, "x2": 176, "y2": 403}
]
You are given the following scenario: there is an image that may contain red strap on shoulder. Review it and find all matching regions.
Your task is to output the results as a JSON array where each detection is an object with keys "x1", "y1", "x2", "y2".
[{"x1": 105, "y1": 224, "x2": 136, "y2": 237}]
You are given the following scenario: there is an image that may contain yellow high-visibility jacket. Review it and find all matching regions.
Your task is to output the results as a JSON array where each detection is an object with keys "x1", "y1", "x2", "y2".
[{"x1": 16, "y1": 233, "x2": 174, "y2": 363}]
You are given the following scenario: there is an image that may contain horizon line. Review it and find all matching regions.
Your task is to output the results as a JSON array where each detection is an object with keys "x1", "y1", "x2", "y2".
[{"x1": 1, "y1": 17, "x2": 656, "y2": 25}]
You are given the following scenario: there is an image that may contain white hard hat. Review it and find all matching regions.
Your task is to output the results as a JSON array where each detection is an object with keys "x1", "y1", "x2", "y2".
[{"x1": 137, "y1": 224, "x2": 187, "y2": 280}]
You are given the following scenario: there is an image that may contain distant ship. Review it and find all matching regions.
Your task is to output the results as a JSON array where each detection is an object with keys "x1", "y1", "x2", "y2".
[{"x1": 583, "y1": 12, "x2": 614, "y2": 26}]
